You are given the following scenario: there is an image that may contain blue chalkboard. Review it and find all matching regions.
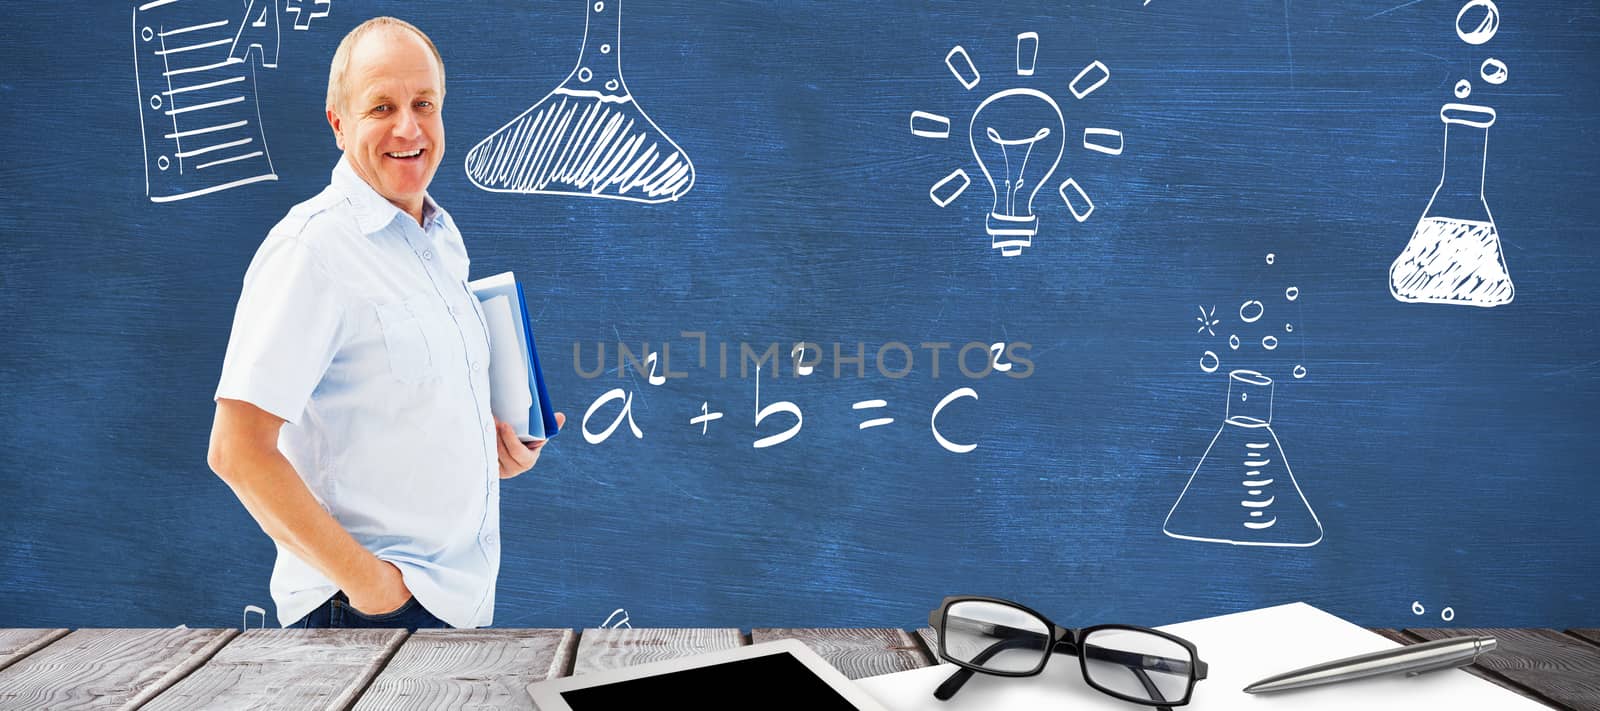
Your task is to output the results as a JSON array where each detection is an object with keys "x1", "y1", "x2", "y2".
[{"x1": 2, "y1": 1, "x2": 1597, "y2": 630}]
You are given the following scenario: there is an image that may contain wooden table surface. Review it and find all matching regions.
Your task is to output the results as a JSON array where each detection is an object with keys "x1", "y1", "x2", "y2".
[{"x1": 0, "y1": 626, "x2": 1596, "y2": 710}]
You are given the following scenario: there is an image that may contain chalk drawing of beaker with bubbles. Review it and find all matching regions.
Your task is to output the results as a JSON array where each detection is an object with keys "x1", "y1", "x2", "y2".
[
  {"x1": 465, "y1": 0, "x2": 694, "y2": 203},
  {"x1": 1164, "y1": 370, "x2": 1323, "y2": 547},
  {"x1": 1390, "y1": 103, "x2": 1513, "y2": 307}
]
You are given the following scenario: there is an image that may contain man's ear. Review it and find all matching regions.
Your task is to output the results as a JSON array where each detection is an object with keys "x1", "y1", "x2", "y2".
[{"x1": 326, "y1": 107, "x2": 345, "y2": 151}]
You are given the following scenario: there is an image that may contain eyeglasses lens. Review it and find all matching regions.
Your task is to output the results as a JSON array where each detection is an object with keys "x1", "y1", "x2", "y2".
[
  {"x1": 942, "y1": 601, "x2": 1051, "y2": 674},
  {"x1": 1081, "y1": 629, "x2": 1193, "y2": 704}
]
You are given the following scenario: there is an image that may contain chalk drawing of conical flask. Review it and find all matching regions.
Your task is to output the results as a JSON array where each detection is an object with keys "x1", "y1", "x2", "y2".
[
  {"x1": 1163, "y1": 370, "x2": 1323, "y2": 547},
  {"x1": 1389, "y1": 103, "x2": 1513, "y2": 307},
  {"x1": 464, "y1": 0, "x2": 695, "y2": 203}
]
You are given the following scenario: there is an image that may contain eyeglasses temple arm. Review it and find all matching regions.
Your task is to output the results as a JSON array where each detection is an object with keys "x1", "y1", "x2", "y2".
[
  {"x1": 940, "y1": 615, "x2": 1050, "y2": 643},
  {"x1": 1132, "y1": 665, "x2": 1167, "y2": 704},
  {"x1": 1082, "y1": 646, "x2": 1197, "y2": 677},
  {"x1": 933, "y1": 666, "x2": 975, "y2": 701},
  {"x1": 934, "y1": 635, "x2": 1043, "y2": 701}
]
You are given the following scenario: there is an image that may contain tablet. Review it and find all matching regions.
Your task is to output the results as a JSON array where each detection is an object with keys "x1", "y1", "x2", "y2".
[{"x1": 528, "y1": 638, "x2": 892, "y2": 710}]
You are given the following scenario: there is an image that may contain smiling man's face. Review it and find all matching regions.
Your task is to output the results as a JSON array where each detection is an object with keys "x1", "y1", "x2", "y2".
[{"x1": 328, "y1": 28, "x2": 444, "y2": 221}]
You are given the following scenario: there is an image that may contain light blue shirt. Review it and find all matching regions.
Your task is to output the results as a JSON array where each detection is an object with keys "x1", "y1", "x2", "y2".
[{"x1": 216, "y1": 157, "x2": 501, "y2": 628}]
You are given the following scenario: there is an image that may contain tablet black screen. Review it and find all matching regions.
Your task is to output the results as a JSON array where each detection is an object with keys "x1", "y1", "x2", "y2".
[{"x1": 559, "y1": 651, "x2": 865, "y2": 709}]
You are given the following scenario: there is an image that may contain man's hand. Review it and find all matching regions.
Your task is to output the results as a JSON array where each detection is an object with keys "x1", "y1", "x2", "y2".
[
  {"x1": 209, "y1": 398, "x2": 414, "y2": 617},
  {"x1": 496, "y1": 412, "x2": 565, "y2": 479},
  {"x1": 344, "y1": 559, "x2": 412, "y2": 616}
]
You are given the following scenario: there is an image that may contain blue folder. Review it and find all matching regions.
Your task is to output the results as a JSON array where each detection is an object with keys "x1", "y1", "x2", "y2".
[{"x1": 468, "y1": 272, "x2": 559, "y2": 440}]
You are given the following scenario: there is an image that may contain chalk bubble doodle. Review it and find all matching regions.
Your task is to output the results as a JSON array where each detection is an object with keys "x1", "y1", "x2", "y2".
[
  {"x1": 1455, "y1": 0, "x2": 1500, "y2": 45},
  {"x1": 1480, "y1": 58, "x2": 1508, "y2": 85},
  {"x1": 1239, "y1": 300, "x2": 1264, "y2": 323},
  {"x1": 1412, "y1": 601, "x2": 1457, "y2": 622},
  {"x1": 465, "y1": 1, "x2": 696, "y2": 203},
  {"x1": 910, "y1": 31, "x2": 1127, "y2": 257},
  {"x1": 1164, "y1": 370, "x2": 1324, "y2": 547}
]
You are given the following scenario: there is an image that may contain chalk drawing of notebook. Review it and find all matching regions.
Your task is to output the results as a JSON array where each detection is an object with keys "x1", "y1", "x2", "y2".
[{"x1": 133, "y1": 0, "x2": 280, "y2": 202}]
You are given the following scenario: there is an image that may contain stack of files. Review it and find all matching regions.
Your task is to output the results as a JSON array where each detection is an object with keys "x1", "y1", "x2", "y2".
[
  {"x1": 855, "y1": 602, "x2": 1548, "y2": 710},
  {"x1": 468, "y1": 272, "x2": 558, "y2": 441}
]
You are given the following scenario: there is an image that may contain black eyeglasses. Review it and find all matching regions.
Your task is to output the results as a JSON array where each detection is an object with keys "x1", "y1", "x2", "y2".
[{"x1": 928, "y1": 596, "x2": 1208, "y2": 711}]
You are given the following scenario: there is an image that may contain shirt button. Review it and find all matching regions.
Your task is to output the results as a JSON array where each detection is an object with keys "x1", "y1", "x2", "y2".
[
  {"x1": 471, "y1": 360, "x2": 482, "y2": 372},
  {"x1": 421, "y1": 250, "x2": 433, "y2": 260},
  {"x1": 450, "y1": 305, "x2": 460, "y2": 315},
  {"x1": 483, "y1": 533, "x2": 498, "y2": 545}
]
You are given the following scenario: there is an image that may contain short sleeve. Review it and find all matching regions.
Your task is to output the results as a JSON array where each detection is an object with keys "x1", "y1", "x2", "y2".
[{"x1": 214, "y1": 235, "x2": 346, "y2": 424}]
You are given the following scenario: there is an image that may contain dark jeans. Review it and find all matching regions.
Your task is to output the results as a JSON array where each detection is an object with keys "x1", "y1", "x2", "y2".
[{"x1": 290, "y1": 591, "x2": 451, "y2": 629}]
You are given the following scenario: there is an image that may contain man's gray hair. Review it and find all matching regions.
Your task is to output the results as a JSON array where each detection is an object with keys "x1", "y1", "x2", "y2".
[{"x1": 326, "y1": 17, "x2": 445, "y2": 114}]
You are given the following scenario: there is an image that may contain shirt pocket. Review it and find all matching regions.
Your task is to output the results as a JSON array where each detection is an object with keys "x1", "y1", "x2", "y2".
[{"x1": 374, "y1": 297, "x2": 435, "y2": 384}]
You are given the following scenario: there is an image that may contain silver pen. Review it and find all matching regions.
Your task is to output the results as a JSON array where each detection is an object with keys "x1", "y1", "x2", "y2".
[{"x1": 1243, "y1": 635, "x2": 1497, "y2": 694}]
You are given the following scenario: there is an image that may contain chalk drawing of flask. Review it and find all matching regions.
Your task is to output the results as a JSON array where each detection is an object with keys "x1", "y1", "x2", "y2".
[
  {"x1": 465, "y1": 0, "x2": 695, "y2": 203},
  {"x1": 1163, "y1": 370, "x2": 1323, "y2": 547},
  {"x1": 1389, "y1": 103, "x2": 1513, "y2": 307}
]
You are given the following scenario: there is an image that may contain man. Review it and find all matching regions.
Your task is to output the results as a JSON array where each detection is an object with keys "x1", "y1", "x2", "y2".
[{"x1": 208, "y1": 17, "x2": 563, "y2": 629}]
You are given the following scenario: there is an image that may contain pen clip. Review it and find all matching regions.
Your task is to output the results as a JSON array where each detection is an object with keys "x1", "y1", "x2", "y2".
[
  {"x1": 1403, "y1": 657, "x2": 1470, "y2": 677},
  {"x1": 1403, "y1": 639, "x2": 1494, "y2": 677}
]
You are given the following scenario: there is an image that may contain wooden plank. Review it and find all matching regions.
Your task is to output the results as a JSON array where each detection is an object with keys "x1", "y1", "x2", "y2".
[
  {"x1": 0, "y1": 628, "x2": 236, "y2": 710},
  {"x1": 0, "y1": 629, "x2": 68, "y2": 674},
  {"x1": 1364, "y1": 628, "x2": 1536, "y2": 701},
  {"x1": 915, "y1": 626, "x2": 941, "y2": 663},
  {"x1": 1568, "y1": 629, "x2": 1600, "y2": 649},
  {"x1": 140, "y1": 629, "x2": 406, "y2": 711},
  {"x1": 352, "y1": 629, "x2": 575, "y2": 710},
  {"x1": 571, "y1": 628, "x2": 744, "y2": 677},
  {"x1": 1407, "y1": 628, "x2": 1597, "y2": 711},
  {"x1": 751, "y1": 628, "x2": 932, "y2": 680}
]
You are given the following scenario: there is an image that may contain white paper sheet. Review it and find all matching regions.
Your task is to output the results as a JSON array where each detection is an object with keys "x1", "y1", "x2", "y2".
[
  {"x1": 481, "y1": 294, "x2": 533, "y2": 440},
  {"x1": 856, "y1": 602, "x2": 1548, "y2": 711}
]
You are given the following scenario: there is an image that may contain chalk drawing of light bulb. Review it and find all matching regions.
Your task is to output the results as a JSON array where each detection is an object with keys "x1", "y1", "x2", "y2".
[
  {"x1": 911, "y1": 33, "x2": 1124, "y2": 257},
  {"x1": 465, "y1": 0, "x2": 694, "y2": 204},
  {"x1": 970, "y1": 89, "x2": 1065, "y2": 256}
]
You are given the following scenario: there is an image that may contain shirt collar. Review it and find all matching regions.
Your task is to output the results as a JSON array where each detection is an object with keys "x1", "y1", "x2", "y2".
[{"x1": 330, "y1": 156, "x2": 450, "y2": 235}]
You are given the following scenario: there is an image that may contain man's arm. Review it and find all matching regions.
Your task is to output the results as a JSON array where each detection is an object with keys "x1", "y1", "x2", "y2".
[{"x1": 206, "y1": 397, "x2": 411, "y2": 615}]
